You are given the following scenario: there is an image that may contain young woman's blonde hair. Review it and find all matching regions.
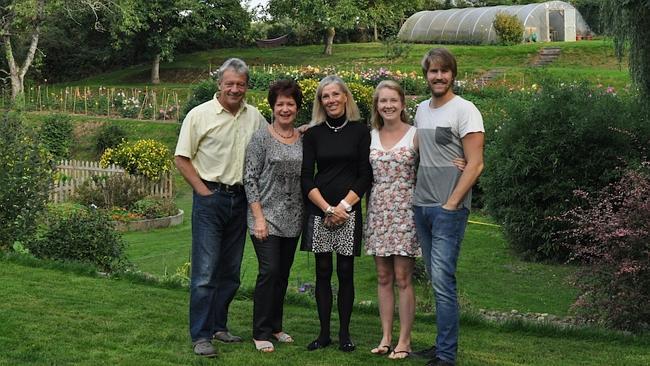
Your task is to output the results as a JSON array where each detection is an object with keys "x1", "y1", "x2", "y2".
[
  {"x1": 371, "y1": 80, "x2": 409, "y2": 130},
  {"x1": 311, "y1": 75, "x2": 361, "y2": 124}
]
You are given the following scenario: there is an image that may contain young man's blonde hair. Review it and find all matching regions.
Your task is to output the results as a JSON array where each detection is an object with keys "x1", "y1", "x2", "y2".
[
  {"x1": 311, "y1": 75, "x2": 361, "y2": 124},
  {"x1": 371, "y1": 80, "x2": 409, "y2": 130}
]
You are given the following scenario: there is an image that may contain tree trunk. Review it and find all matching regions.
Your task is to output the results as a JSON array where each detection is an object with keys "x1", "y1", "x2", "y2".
[
  {"x1": 10, "y1": 72, "x2": 24, "y2": 100},
  {"x1": 323, "y1": 27, "x2": 335, "y2": 56},
  {"x1": 2, "y1": 0, "x2": 43, "y2": 102},
  {"x1": 151, "y1": 54, "x2": 161, "y2": 84},
  {"x1": 374, "y1": 23, "x2": 378, "y2": 42}
]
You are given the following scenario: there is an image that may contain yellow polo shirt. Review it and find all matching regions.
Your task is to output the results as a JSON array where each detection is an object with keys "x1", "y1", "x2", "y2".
[{"x1": 175, "y1": 95, "x2": 266, "y2": 185}]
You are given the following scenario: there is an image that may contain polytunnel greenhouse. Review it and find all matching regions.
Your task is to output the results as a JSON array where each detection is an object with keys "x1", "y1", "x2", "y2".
[{"x1": 398, "y1": 1, "x2": 592, "y2": 44}]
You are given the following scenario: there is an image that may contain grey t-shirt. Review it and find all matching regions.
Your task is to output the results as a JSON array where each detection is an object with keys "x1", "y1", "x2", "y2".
[
  {"x1": 244, "y1": 127, "x2": 304, "y2": 237},
  {"x1": 413, "y1": 95, "x2": 484, "y2": 209}
]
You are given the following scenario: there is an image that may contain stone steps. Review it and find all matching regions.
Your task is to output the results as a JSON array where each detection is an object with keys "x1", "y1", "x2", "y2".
[
  {"x1": 531, "y1": 47, "x2": 562, "y2": 67},
  {"x1": 475, "y1": 67, "x2": 506, "y2": 86}
]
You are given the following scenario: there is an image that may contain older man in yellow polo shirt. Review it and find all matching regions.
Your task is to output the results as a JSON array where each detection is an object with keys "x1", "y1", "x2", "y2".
[{"x1": 175, "y1": 58, "x2": 266, "y2": 358}]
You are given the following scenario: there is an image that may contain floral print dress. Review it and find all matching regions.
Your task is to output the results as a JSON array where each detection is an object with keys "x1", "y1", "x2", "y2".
[{"x1": 365, "y1": 126, "x2": 421, "y2": 257}]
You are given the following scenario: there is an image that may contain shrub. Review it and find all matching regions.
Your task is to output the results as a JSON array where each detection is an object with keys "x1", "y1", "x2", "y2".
[
  {"x1": 181, "y1": 79, "x2": 217, "y2": 121},
  {"x1": 552, "y1": 165, "x2": 650, "y2": 331},
  {"x1": 74, "y1": 174, "x2": 148, "y2": 210},
  {"x1": 40, "y1": 113, "x2": 74, "y2": 161},
  {"x1": 100, "y1": 139, "x2": 172, "y2": 180},
  {"x1": 493, "y1": 13, "x2": 524, "y2": 45},
  {"x1": 383, "y1": 36, "x2": 412, "y2": 60},
  {"x1": 95, "y1": 124, "x2": 127, "y2": 156},
  {"x1": 0, "y1": 112, "x2": 53, "y2": 249},
  {"x1": 347, "y1": 82, "x2": 374, "y2": 123},
  {"x1": 28, "y1": 204, "x2": 128, "y2": 272},
  {"x1": 480, "y1": 79, "x2": 650, "y2": 260},
  {"x1": 131, "y1": 197, "x2": 178, "y2": 219},
  {"x1": 297, "y1": 78, "x2": 319, "y2": 124}
]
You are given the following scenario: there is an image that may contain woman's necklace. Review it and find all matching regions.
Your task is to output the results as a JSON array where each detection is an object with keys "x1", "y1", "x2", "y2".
[
  {"x1": 272, "y1": 122, "x2": 294, "y2": 139},
  {"x1": 325, "y1": 119, "x2": 349, "y2": 133}
]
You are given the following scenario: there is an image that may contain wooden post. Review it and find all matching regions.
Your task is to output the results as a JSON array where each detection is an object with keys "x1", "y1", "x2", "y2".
[
  {"x1": 152, "y1": 90, "x2": 157, "y2": 121},
  {"x1": 175, "y1": 92, "x2": 180, "y2": 121},
  {"x1": 107, "y1": 88, "x2": 112, "y2": 116}
]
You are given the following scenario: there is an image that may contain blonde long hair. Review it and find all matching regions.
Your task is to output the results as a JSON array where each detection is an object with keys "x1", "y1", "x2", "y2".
[
  {"x1": 311, "y1": 75, "x2": 361, "y2": 124},
  {"x1": 371, "y1": 80, "x2": 409, "y2": 130}
]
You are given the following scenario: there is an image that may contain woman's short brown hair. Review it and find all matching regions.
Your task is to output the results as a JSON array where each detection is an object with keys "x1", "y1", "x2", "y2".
[{"x1": 268, "y1": 79, "x2": 303, "y2": 110}]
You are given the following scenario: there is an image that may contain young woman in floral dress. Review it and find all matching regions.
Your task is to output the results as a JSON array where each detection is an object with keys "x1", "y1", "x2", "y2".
[{"x1": 365, "y1": 80, "x2": 464, "y2": 359}]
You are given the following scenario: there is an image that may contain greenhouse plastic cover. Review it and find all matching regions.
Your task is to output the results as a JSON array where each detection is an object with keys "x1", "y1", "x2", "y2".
[{"x1": 398, "y1": 1, "x2": 591, "y2": 44}]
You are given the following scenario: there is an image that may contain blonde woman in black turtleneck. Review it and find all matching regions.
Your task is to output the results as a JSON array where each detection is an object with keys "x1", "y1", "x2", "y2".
[{"x1": 300, "y1": 75, "x2": 372, "y2": 353}]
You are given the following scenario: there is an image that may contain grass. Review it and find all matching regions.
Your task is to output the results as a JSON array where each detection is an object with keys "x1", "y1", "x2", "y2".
[
  {"x1": 123, "y1": 179, "x2": 577, "y2": 316},
  {"x1": 1, "y1": 257, "x2": 648, "y2": 366}
]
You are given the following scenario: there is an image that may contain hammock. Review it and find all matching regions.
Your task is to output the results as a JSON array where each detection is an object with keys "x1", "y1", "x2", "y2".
[{"x1": 255, "y1": 34, "x2": 289, "y2": 48}]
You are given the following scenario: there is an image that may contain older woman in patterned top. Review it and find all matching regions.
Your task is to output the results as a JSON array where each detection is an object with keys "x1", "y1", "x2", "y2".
[{"x1": 244, "y1": 80, "x2": 304, "y2": 353}]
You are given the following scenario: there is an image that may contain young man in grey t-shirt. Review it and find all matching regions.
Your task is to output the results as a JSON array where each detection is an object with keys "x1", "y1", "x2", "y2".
[{"x1": 412, "y1": 48, "x2": 485, "y2": 366}]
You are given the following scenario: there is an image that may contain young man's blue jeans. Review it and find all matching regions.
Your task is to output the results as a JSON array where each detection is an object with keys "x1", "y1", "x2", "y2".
[
  {"x1": 189, "y1": 188, "x2": 247, "y2": 343},
  {"x1": 414, "y1": 205, "x2": 469, "y2": 365}
]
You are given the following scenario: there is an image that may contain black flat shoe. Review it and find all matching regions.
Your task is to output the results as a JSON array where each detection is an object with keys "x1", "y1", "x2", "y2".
[
  {"x1": 307, "y1": 338, "x2": 331, "y2": 351},
  {"x1": 412, "y1": 345, "x2": 436, "y2": 359},
  {"x1": 339, "y1": 341, "x2": 356, "y2": 352}
]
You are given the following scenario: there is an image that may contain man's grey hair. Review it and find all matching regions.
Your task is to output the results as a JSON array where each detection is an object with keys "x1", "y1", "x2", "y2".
[{"x1": 216, "y1": 58, "x2": 250, "y2": 83}]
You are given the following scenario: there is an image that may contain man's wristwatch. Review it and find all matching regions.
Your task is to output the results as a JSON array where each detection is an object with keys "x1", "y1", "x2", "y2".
[
  {"x1": 340, "y1": 199, "x2": 352, "y2": 212},
  {"x1": 325, "y1": 206, "x2": 335, "y2": 216}
]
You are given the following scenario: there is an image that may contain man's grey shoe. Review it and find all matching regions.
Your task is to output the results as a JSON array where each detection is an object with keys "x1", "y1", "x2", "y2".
[
  {"x1": 193, "y1": 340, "x2": 217, "y2": 358},
  {"x1": 213, "y1": 331, "x2": 243, "y2": 343}
]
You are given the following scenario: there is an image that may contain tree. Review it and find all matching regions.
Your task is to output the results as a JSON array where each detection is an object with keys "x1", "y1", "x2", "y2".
[
  {"x1": 269, "y1": 0, "x2": 361, "y2": 55},
  {"x1": 113, "y1": 0, "x2": 250, "y2": 84},
  {"x1": 364, "y1": 0, "x2": 424, "y2": 40},
  {"x1": 118, "y1": 0, "x2": 189, "y2": 84},
  {"x1": 0, "y1": 0, "x2": 132, "y2": 101},
  {"x1": 601, "y1": 0, "x2": 650, "y2": 96}
]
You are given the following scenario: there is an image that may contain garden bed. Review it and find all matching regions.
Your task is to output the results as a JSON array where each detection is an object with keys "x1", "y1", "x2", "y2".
[{"x1": 113, "y1": 209, "x2": 183, "y2": 232}]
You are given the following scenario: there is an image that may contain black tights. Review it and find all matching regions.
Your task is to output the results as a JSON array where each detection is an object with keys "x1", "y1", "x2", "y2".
[{"x1": 314, "y1": 252, "x2": 355, "y2": 343}]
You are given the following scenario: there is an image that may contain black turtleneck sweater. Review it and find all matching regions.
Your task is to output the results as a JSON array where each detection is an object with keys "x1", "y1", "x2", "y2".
[{"x1": 301, "y1": 115, "x2": 372, "y2": 216}]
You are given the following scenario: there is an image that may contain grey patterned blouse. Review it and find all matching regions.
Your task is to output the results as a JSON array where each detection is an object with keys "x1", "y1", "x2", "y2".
[{"x1": 244, "y1": 127, "x2": 304, "y2": 237}]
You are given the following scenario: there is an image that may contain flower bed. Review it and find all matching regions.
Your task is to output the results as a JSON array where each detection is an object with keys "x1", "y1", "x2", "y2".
[{"x1": 112, "y1": 209, "x2": 184, "y2": 232}]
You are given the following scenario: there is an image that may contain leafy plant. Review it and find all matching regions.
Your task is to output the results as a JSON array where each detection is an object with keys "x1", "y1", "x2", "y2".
[
  {"x1": 383, "y1": 36, "x2": 412, "y2": 60},
  {"x1": 131, "y1": 197, "x2": 178, "y2": 219},
  {"x1": 0, "y1": 112, "x2": 53, "y2": 249},
  {"x1": 28, "y1": 204, "x2": 128, "y2": 272},
  {"x1": 553, "y1": 165, "x2": 650, "y2": 331},
  {"x1": 480, "y1": 79, "x2": 650, "y2": 260},
  {"x1": 100, "y1": 139, "x2": 172, "y2": 180},
  {"x1": 493, "y1": 13, "x2": 524, "y2": 45},
  {"x1": 95, "y1": 124, "x2": 127, "y2": 156},
  {"x1": 347, "y1": 82, "x2": 374, "y2": 123},
  {"x1": 181, "y1": 79, "x2": 217, "y2": 121},
  {"x1": 40, "y1": 113, "x2": 74, "y2": 161},
  {"x1": 74, "y1": 174, "x2": 148, "y2": 210}
]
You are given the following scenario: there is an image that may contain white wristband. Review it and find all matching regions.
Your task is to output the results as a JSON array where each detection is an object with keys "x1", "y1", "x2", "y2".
[{"x1": 340, "y1": 199, "x2": 352, "y2": 212}]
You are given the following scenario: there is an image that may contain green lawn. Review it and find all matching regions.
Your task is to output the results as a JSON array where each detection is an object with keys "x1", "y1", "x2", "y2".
[
  {"x1": 124, "y1": 180, "x2": 577, "y2": 316},
  {"x1": 2, "y1": 258, "x2": 648, "y2": 366}
]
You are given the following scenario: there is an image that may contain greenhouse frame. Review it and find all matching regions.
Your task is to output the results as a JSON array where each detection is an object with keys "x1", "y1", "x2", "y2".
[{"x1": 398, "y1": 1, "x2": 592, "y2": 44}]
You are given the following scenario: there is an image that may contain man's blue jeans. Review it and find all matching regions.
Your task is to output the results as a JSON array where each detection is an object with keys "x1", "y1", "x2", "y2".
[
  {"x1": 414, "y1": 205, "x2": 469, "y2": 364},
  {"x1": 189, "y1": 188, "x2": 247, "y2": 342}
]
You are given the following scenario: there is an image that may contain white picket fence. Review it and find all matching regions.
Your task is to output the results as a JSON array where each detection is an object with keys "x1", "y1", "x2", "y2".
[{"x1": 50, "y1": 160, "x2": 173, "y2": 203}]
